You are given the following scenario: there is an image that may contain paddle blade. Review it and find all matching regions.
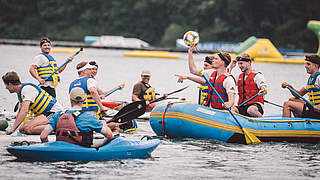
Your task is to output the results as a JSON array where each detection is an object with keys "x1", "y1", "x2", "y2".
[
  {"x1": 107, "y1": 101, "x2": 146, "y2": 123},
  {"x1": 243, "y1": 128, "x2": 261, "y2": 144}
]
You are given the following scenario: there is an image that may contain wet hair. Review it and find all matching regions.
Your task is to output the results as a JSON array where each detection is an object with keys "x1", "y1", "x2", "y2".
[
  {"x1": 40, "y1": 37, "x2": 51, "y2": 46},
  {"x1": 76, "y1": 61, "x2": 88, "y2": 75},
  {"x1": 89, "y1": 61, "x2": 98, "y2": 68},
  {"x1": 2, "y1": 72, "x2": 21, "y2": 85}
]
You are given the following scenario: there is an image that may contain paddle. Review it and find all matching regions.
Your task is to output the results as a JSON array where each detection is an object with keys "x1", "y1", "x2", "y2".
[
  {"x1": 14, "y1": 48, "x2": 83, "y2": 112},
  {"x1": 42, "y1": 48, "x2": 83, "y2": 82},
  {"x1": 106, "y1": 86, "x2": 189, "y2": 123},
  {"x1": 202, "y1": 74, "x2": 261, "y2": 144},
  {"x1": 106, "y1": 101, "x2": 146, "y2": 123},
  {"x1": 264, "y1": 100, "x2": 283, "y2": 108},
  {"x1": 238, "y1": 93, "x2": 259, "y2": 107},
  {"x1": 287, "y1": 86, "x2": 314, "y2": 109},
  {"x1": 149, "y1": 85, "x2": 189, "y2": 104},
  {"x1": 104, "y1": 83, "x2": 125, "y2": 97}
]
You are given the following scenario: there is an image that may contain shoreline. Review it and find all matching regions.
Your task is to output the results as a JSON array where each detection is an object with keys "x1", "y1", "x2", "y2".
[{"x1": 0, "y1": 38, "x2": 216, "y2": 54}]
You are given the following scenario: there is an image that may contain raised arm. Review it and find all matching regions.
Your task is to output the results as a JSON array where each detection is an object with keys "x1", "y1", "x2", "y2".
[{"x1": 188, "y1": 46, "x2": 202, "y2": 76}]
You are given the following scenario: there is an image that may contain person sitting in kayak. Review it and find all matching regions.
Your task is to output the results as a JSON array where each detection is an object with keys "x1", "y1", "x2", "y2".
[
  {"x1": 282, "y1": 55, "x2": 320, "y2": 119},
  {"x1": 176, "y1": 51, "x2": 236, "y2": 110},
  {"x1": 2, "y1": 71, "x2": 63, "y2": 135},
  {"x1": 40, "y1": 87, "x2": 114, "y2": 147},
  {"x1": 29, "y1": 37, "x2": 74, "y2": 98},
  {"x1": 228, "y1": 53, "x2": 267, "y2": 117},
  {"x1": 69, "y1": 61, "x2": 109, "y2": 119},
  {"x1": 132, "y1": 70, "x2": 168, "y2": 105}
]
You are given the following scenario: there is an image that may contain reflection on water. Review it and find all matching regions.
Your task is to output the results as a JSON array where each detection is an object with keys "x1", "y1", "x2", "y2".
[{"x1": 0, "y1": 45, "x2": 319, "y2": 179}]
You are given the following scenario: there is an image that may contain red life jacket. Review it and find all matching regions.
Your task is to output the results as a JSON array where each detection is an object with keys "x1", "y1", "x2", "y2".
[
  {"x1": 204, "y1": 71, "x2": 229, "y2": 109},
  {"x1": 238, "y1": 72, "x2": 264, "y2": 105},
  {"x1": 56, "y1": 111, "x2": 93, "y2": 147}
]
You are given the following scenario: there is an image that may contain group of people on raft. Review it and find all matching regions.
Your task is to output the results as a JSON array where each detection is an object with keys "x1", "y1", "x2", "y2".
[
  {"x1": 175, "y1": 45, "x2": 320, "y2": 119},
  {"x1": 2, "y1": 37, "x2": 320, "y2": 147},
  {"x1": 2, "y1": 37, "x2": 164, "y2": 147}
]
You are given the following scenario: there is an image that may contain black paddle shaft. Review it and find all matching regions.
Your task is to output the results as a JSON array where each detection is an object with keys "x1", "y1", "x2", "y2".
[
  {"x1": 107, "y1": 101, "x2": 147, "y2": 123},
  {"x1": 150, "y1": 85, "x2": 189, "y2": 103}
]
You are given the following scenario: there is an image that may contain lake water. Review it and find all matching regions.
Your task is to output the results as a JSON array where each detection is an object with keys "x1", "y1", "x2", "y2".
[{"x1": 0, "y1": 45, "x2": 319, "y2": 179}]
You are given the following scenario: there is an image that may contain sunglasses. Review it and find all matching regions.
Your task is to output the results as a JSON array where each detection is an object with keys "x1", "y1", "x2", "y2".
[
  {"x1": 236, "y1": 57, "x2": 252, "y2": 62},
  {"x1": 89, "y1": 61, "x2": 98, "y2": 68},
  {"x1": 204, "y1": 57, "x2": 213, "y2": 64},
  {"x1": 40, "y1": 39, "x2": 51, "y2": 46}
]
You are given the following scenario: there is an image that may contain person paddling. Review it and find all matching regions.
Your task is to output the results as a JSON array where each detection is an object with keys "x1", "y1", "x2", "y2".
[
  {"x1": 29, "y1": 37, "x2": 74, "y2": 98},
  {"x1": 40, "y1": 87, "x2": 114, "y2": 147},
  {"x1": 132, "y1": 70, "x2": 168, "y2": 105},
  {"x1": 176, "y1": 51, "x2": 236, "y2": 110},
  {"x1": 228, "y1": 53, "x2": 267, "y2": 117},
  {"x1": 282, "y1": 55, "x2": 320, "y2": 118},
  {"x1": 2, "y1": 72, "x2": 63, "y2": 135}
]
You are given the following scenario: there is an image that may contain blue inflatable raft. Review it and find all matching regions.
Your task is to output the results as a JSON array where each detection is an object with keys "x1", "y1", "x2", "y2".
[
  {"x1": 149, "y1": 102, "x2": 320, "y2": 144},
  {"x1": 7, "y1": 137, "x2": 160, "y2": 161}
]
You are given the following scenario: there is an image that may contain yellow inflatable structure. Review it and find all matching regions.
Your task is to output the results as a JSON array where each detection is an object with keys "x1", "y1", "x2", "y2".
[
  {"x1": 234, "y1": 36, "x2": 305, "y2": 64},
  {"x1": 234, "y1": 20, "x2": 320, "y2": 64},
  {"x1": 51, "y1": 48, "x2": 81, "y2": 54}
]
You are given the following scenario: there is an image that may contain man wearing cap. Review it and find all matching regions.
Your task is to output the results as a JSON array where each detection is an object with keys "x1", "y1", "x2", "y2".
[
  {"x1": 29, "y1": 37, "x2": 73, "y2": 98},
  {"x1": 176, "y1": 51, "x2": 236, "y2": 110},
  {"x1": 132, "y1": 70, "x2": 162, "y2": 105},
  {"x1": 69, "y1": 61, "x2": 109, "y2": 119},
  {"x1": 40, "y1": 87, "x2": 114, "y2": 147},
  {"x1": 2, "y1": 71, "x2": 63, "y2": 135},
  {"x1": 228, "y1": 53, "x2": 267, "y2": 117},
  {"x1": 282, "y1": 55, "x2": 320, "y2": 118}
]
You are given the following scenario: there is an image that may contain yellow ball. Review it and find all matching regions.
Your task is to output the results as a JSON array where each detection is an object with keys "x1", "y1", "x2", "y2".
[{"x1": 0, "y1": 120, "x2": 8, "y2": 131}]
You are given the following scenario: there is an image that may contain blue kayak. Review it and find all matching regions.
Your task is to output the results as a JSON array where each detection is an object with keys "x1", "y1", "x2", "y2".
[
  {"x1": 7, "y1": 137, "x2": 160, "y2": 161},
  {"x1": 150, "y1": 102, "x2": 320, "y2": 144}
]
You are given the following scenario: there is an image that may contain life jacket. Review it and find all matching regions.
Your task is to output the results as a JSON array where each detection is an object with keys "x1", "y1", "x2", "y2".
[
  {"x1": 119, "y1": 119, "x2": 138, "y2": 134},
  {"x1": 198, "y1": 84, "x2": 208, "y2": 105},
  {"x1": 36, "y1": 53, "x2": 60, "y2": 88},
  {"x1": 55, "y1": 111, "x2": 93, "y2": 147},
  {"x1": 204, "y1": 71, "x2": 229, "y2": 109},
  {"x1": 237, "y1": 72, "x2": 264, "y2": 105},
  {"x1": 69, "y1": 77, "x2": 102, "y2": 118},
  {"x1": 306, "y1": 72, "x2": 320, "y2": 105},
  {"x1": 139, "y1": 82, "x2": 156, "y2": 101},
  {"x1": 17, "y1": 83, "x2": 57, "y2": 123}
]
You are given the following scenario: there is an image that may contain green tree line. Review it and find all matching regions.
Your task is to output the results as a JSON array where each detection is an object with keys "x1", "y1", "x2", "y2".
[{"x1": 1, "y1": 0, "x2": 319, "y2": 52}]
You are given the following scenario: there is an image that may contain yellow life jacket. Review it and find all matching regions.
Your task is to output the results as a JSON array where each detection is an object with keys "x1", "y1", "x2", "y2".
[
  {"x1": 144, "y1": 87, "x2": 156, "y2": 101},
  {"x1": 198, "y1": 84, "x2": 208, "y2": 105},
  {"x1": 18, "y1": 83, "x2": 57, "y2": 123},
  {"x1": 69, "y1": 77, "x2": 102, "y2": 119},
  {"x1": 306, "y1": 72, "x2": 320, "y2": 105},
  {"x1": 37, "y1": 53, "x2": 60, "y2": 88}
]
